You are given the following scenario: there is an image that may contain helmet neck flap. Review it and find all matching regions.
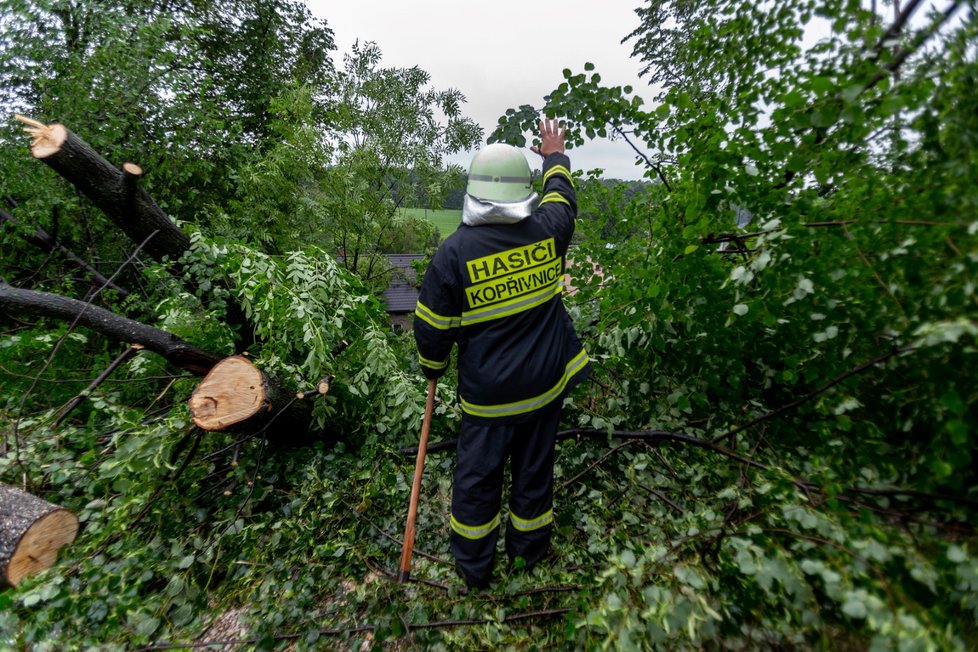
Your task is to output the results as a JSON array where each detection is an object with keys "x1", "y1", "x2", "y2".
[{"x1": 462, "y1": 192, "x2": 540, "y2": 227}]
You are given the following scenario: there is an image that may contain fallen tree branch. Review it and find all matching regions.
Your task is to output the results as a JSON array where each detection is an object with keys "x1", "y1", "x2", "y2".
[
  {"x1": 637, "y1": 481, "x2": 684, "y2": 513},
  {"x1": 558, "y1": 439, "x2": 638, "y2": 491},
  {"x1": 833, "y1": 485, "x2": 978, "y2": 509},
  {"x1": 14, "y1": 116, "x2": 258, "y2": 350},
  {"x1": 716, "y1": 346, "x2": 910, "y2": 444},
  {"x1": 14, "y1": 116, "x2": 190, "y2": 262},
  {"x1": 53, "y1": 344, "x2": 144, "y2": 427},
  {"x1": 0, "y1": 282, "x2": 220, "y2": 374},
  {"x1": 803, "y1": 219, "x2": 971, "y2": 228},
  {"x1": 136, "y1": 607, "x2": 573, "y2": 650},
  {"x1": 403, "y1": 428, "x2": 768, "y2": 473},
  {"x1": 347, "y1": 501, "x2": 450, "y2": 566}
]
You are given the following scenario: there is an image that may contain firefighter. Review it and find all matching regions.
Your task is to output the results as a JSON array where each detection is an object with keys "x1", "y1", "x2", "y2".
[{"x1": 414, "y1": 118, "x2": 590, "y2": 588}]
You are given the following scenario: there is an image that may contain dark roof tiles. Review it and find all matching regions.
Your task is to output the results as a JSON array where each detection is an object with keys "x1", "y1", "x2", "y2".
[{"x1": 382, "y1": 254, "x2": 425, "y2": 313}]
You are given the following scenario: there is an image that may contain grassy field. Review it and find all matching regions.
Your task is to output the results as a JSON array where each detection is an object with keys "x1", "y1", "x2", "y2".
[{"x1": 400, "y1": 207, "x2": 461, "y2": 239}]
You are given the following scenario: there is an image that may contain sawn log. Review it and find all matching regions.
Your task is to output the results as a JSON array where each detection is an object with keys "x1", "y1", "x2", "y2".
[
  {"x1": 14, "y1": 115, "x2": 255, "y2": 349},
  {"x1": 0, "y1": 484, "x2": 79, "y2": 587},
  {"x1": 188, "y1": 356, "x2": 312, "y2": 437},
  {"x1": 15, "y1": 115, "x2": 189, "y2": 262}
]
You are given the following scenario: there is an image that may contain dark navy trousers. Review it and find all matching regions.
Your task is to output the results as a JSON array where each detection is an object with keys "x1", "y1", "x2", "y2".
[{"x1": 450, "y1": 406, "x2": 561, "y2": 587}]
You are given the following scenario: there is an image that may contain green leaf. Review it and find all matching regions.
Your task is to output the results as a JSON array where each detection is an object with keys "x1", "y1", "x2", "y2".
[
  {"x1": 841, "y1": 598, "x2": 867, "y2": 619},
  {"x1": 947, "y1": 420, "x2": 969, "y2": 446},
  {"x1": 133, "y1": 614, "x2": 160, "y2": 637},
  {"x1": 841, "y1": 84, "x2": 863, "y2": 103},
  {"x1": 947, "y1": 545, "x2": 967, "y2": 563},
  {"x1": 930, "y1": 459, "x2": 953, "y2": 479},
  {"x1": 810, "y1": 76, "x2": 834, "y2": 94},
  {"x1": 620, "y1": 549, "x2": 636, "y2": 568},
  {"x1": 782, "y1": 91, "x2": 805, "y2": 108}
]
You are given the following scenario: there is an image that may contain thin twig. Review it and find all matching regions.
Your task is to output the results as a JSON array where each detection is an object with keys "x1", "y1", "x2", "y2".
[
  {"x1": 347, "y1": 502, "x2": 451, "y2": 566},
  {"x1": 558, "y1": 439, "x2": 637, "y2": 491},
  {"x1": 136, "y1": 607, "x2": 572, "y2": 650},
  {"x1": 803, "y1": 219, "x2": 970, "y2": 228},
  {"x1": 843, "y1": 222, "x2": 907, "y2": 320},
  {"x1": 611, "y1": 124, "x2": 673, "y2": 191},
  {"x1": 863, "y1": 1, "x2": 963, "y2": 92},
  {"x1": 636, "y1": 481, "x2": 683, "y2": 513},
  {"x1": 716, "y1": 346, "x2": 910, "y2": 444},
  {"x1": 54, "y1": 344, "x2": 144, "y2": 427},
  {"x1": 648, "y1": 445, "x2": 681, "y2": 482}
]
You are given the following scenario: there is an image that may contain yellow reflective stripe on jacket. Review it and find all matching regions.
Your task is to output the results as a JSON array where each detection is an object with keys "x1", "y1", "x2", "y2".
[
  {"x1": 418, "y1": 354, "x2": 448, "y2": 370},
  {"x1": 510, "y1": 509, "x2": 554, "y2": 532},
  {"x1": 461, "y1": 280, "x2": 563, "y2": 326},
  {"x1": 543, "y1": 164, "x2": 574, "y2": 187},
  {"x1": 415, "y1": 300, "x2": 461, "y2": 330},
  {"x1": 450, "y1": 512, "x2": 501, "y2": 540},
  {"x1": 460, "y1": 349, "x2": 589, "y2": 418},
  {"x1": 538, "y1": 191, "x2": 570, "y2": 207}
]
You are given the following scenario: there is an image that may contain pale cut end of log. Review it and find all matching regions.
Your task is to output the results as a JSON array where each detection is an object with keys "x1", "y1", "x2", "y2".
[
  {"x1": 189, "y1": 356, "x2": 270, "y2": 430},
  {"x1": 14, "y1": 115, "x2": 67, "y2": 159},
  {"x1": 122, "y1": 162, "x2": 143, "y2": 176},
  {"x1": 0, "y1": 484, "x2": 79, "y2": 587}
]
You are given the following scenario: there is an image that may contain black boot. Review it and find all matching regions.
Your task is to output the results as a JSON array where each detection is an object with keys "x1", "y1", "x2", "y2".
[{"x1": 456, "y1": 563, "x2": 491, "y2": 590}]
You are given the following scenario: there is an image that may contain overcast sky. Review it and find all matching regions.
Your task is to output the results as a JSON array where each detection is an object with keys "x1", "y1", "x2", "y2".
[{"x1": 307, "y1": 1, "x2": 652, "y2": 180}]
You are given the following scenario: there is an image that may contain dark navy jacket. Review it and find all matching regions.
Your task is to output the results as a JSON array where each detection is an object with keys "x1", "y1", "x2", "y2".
[{"x1": 414, "y1": 152, "x2": 590, "y2": 424}]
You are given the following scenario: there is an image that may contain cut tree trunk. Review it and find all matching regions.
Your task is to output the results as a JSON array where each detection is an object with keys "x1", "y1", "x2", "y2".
[
  {"x1": 0, "y1": 282, "x2": 220, "y2": 374},
  {"x1": 189, "y1": 356, "x2": 312, "y2": 437},
  {"x1": 14, "y1": 115, "x2": 255, "y2": 350},
  {"x1": 15, "y1": 116, "x2": 189, "y2": 262},
  {"x1": 0, "y1": 484, "x2": 79, "y2": 587}
]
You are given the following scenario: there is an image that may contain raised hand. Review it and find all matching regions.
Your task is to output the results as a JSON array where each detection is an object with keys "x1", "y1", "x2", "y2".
[{"x1": 530, "y1": 118, "x2": 566, "y2": 158}]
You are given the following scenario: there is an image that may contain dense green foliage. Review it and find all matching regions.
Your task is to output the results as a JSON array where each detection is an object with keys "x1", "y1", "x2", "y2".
[
  {"x1": 1, "y1": 0, "x2": 977, "y2": 650},
  {"x1": 487, "y1": 0, "x2": 978, "y2": 647}
]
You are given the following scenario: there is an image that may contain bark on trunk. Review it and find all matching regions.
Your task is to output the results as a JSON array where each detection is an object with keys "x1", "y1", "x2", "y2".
[
  {"x1": 189, "y1": 356, "x2": 312, "y2": 438},
  {"x1": 16, "y1": 117, "x2": 189, "y2": 262},
  {"x1": 0, "y1": 282, "x2": 220, "y2": 374},
  {"x1": 0, "y1": 484, "x2": 79, "y2": 587}
]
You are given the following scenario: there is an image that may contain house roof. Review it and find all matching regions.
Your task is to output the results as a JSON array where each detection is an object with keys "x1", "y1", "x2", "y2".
[{"x1": 382, "y1": 254, "x2": 425, "y2": 313}]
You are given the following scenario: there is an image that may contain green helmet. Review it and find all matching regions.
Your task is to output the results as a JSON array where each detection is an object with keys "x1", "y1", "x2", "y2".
[{"x1": 466, "y1": 144, "x2": 533, "y2": 202}]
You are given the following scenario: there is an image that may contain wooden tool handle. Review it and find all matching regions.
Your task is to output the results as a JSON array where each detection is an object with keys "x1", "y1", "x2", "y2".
[{"x1": 397, "y1": 377, "x2": 438, "y2": 583}]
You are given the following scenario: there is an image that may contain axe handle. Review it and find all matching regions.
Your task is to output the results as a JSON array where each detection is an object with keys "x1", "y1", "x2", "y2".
[{"x1": 397, "y1": 377, "x2": 437, "y2": 583}]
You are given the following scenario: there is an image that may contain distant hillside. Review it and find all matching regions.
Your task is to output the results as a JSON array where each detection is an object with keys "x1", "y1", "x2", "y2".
[{"x1": 400, "y1": 207, "x2": 461, "y2": 240}]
